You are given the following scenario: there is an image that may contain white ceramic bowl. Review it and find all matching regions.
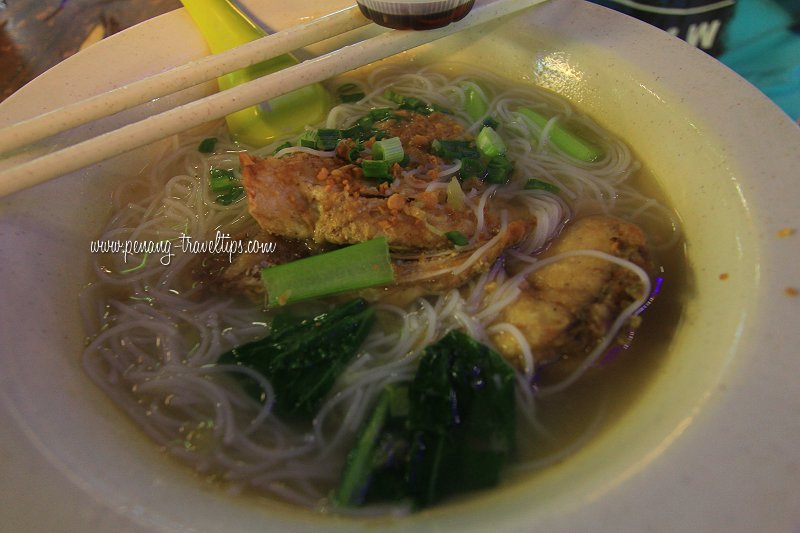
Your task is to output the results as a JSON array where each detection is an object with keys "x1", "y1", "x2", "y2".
[{"x1": 1, "y1": 0, "x2": 799, "y2": 531}]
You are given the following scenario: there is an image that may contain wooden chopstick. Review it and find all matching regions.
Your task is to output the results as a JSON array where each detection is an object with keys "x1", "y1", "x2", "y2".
[
  {"x1": 0, "y1": 5, "x2": 370, "y2": 155},
  {"x1": 0, "y1": 0, "x2": 546, "y2": 199}
]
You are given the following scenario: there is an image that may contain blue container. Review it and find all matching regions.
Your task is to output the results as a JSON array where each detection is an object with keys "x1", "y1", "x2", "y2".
[{"x1": 590, "y1": 0, "x2": 800, "y2": 120}]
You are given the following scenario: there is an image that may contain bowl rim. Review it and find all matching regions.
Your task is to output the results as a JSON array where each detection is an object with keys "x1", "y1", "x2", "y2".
[{"x1": 1, "y1": 1, "x2": 799, "y2": 531}]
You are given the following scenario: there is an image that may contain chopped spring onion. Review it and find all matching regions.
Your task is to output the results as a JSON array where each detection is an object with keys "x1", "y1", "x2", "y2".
[
  {"x1": 216, "y1": 186, "x2": 244, "y2": 205},
  {"x1": 317, "y1": 129, "x2": 341, "y2": 151},
  {"x1": 428, "y1": 102, "x2": 453, "y2": 115},
  {"x1": 198, "y1": 137, "x2": 218, "y2": 153},
  {"x1": 371, "y1": 137, "x2": 404, "y2": 164},
  {"x1": 460, "y1": 81, "x2": 489, "y2": 121},
  {"x1": 485, "y1": 155, "x2": 513, "y2": 184},
  {"x1": 208, "y1": 168, "x2": 239, "y2": 192},
  {"x1": 340, "y1": 93, "x2": 365, "y2": 103},
  {"x1": 260, "y1": 237, "x2": 395, "y2": 307},
  {"x1": 354, "y1": 116, "x2": 375, "y2": 130},
  {"x1": 337, "y1": 83, "x2": 366, "y2": 103},
  {"x1": 476, "y1": 126, "x2": 506, "y2": 158},
  {"x1": 445, "y1": 231, "x2": 470, "y2": 246},
  {"x1": 525, "y1": 178, "x2": 560, "y2": 193},
  {"x1": 361, "y1": 159, "x2": 392, "y2": 181},
  {"x1": 458, "y1": 157, "x2": 485, "y2": 182},
  {"x1": 299, "y1": 129, "x2": 319, "y2": 149},
  {"x1": 337, "y1": 108, "x2": 399, "y2": 143},
  {"x1": 384, "y1": 89, "x2": 423, "y2": 110},
  {"x1": 402, "y1": 96, "x2": 425, "y2": 110},
  {"x1": 383, "y1": 89, "x2": 452, "y2": 115},
  {"x1": 209, "y1": 168, "x2": 237, "y2": 192},
  {"x1": 368, "y1": 107, "x2": 396, "y2": 122},
  {"x1": 517, "y1": 107, "x2": 602, "y2": 162},
  {"x1": 482, "y1": 116, "x2": 500, "y2": 129},
  {"x1": 383, "y1": 89, "x2": 406, "y2": 104},
  {"x1": 297, "y1": 129, "x2": 339, "y2": 151},
  {"x1": 340, "y1": 124, "x2": 370, "y2": 142},
  {"x1": 273, "y1": 141, "x2": 292, "y2": 154},
  {"x1": 209, "y1": 166, "x2": 243, "y2": 204},
  {"x1": 347, "y1": 142, "x2": 365, "y2": 163},
  {"x1": 431, "y1": 139, "x2": 480, "y2": 161}
]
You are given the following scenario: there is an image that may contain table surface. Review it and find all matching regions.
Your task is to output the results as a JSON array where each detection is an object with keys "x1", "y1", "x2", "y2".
[{"x1": 0, "y1": 0, "x2": 181, "y2": 103}]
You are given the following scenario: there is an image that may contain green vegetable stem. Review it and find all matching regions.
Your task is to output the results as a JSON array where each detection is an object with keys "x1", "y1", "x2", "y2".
[
  {"x1": 517, "y1": 107, "x2": 602, "y2": 162},
  {"x1": 333, "y1": 384, "x2": 411, "y2": 507},
  {"x1": 260, "y1": 237, "x2": 395, "y2": 307}
]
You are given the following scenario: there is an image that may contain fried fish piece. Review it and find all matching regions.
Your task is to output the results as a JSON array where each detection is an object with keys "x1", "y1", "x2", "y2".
[
  {"x1": 241, "y1": 111, "x2": 479, "y2": 251},
  {"x1": 489, "y1": 215, "x2": 650, "y2": 369}
]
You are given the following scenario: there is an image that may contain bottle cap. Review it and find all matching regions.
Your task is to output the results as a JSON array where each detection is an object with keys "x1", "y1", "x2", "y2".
[{"x1": 356, "y1": 0, "x2": 476, "y2": 30}]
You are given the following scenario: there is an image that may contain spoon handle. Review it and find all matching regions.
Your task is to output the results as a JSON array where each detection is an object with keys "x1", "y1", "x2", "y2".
[
  {"x1": 179, "y1": 0, "x2": 332, "y2": 146},
  {"x1": 180, "y1": 0, "x2": 263, "y2": 53}
]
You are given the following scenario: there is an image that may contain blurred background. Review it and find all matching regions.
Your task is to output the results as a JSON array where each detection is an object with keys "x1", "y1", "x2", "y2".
[
  {"x1": 0, "y1": 0, "x2": 798, "y2": 120},
  {"x1": 0, "y1": 0, "x2": 180, "y2": 101}
]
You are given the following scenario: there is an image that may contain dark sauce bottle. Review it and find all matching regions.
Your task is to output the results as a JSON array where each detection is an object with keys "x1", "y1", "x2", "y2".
[
  {"x1": 587, "y1": 0, "x2": 736, "y2": 57},
  {"x1": 356, "y1": 0, "x2": 476, "y2": 30}
]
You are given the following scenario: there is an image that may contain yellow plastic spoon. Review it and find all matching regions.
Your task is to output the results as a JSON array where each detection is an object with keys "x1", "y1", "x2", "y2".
[{"x1": 179, "y1": 0, "x2": 332, "y2": 146}]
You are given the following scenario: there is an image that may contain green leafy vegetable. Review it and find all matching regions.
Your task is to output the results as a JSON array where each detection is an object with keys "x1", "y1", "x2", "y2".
[
  {"x1": 406, "y1": 331, "x2": 516, "y2": 507},
  {"x1": 334, "y1": 331, "x2": 516, "y2": 509},
  {"x1": 476, "y1": 126, "x2": 506, "y2": 159},
  {"x1": 260, "y1": 237, "x2": 395, "y2": 307},
  {"x1": 217, "y1": 298, "x2": 375, "y2": 419},
  {"x1": 485, "y1": 154, "x2": 514, "y2": 184},
  {"x1": 517, "y1": 107, "x2": 602, "y2": 162}
]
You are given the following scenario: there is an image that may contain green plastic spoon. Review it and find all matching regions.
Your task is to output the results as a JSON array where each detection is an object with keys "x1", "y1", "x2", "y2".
[{"x1": 180, "y1": 0, "x2": 332, "y2": 146}]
